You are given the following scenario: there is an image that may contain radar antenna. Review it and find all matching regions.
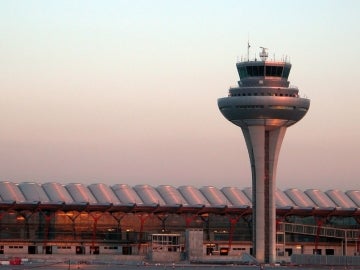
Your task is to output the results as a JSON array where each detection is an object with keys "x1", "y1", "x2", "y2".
[{"x1": 259, "y1": 47, "x2": 268, "y2": 61}]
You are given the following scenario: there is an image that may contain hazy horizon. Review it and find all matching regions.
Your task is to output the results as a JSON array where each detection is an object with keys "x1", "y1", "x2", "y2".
[{"x1": 0, "y1": 0, "x2": 359, "y2": 191}]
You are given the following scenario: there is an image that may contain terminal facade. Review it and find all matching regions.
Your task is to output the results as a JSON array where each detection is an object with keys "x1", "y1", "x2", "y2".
[{"x1": 0, "y1": 181, "x2": 359, "y2": 262}]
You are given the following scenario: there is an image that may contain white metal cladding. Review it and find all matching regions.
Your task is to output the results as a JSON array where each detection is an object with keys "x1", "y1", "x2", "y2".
[
  {"x1": 134, "y1": 185, "x2": 165, "y2": 205},
  {"x1": 275, "y1": 189, "x2": 295, "y2": 208},
  {"x1": 88, "y1": 183, "x2": 121, "y2": 204},
  {"x1": 0, "y1": 181, "x2": 26, "y2": 202},
  {"x1": 0, "y1": 180, "x2": 359, "y2": 210},
  {"x1": 178, "y1": 185, "x2": 210, "y2": 206},
  {"x1": 345, "y1": 190, "x2": 360, "y2": 207},
  {"x1": 42, "y1": 182, "x2": 74, "y2": 204},
  {"x1": 156, "y1": 185, "x2": 189, "y2": 206},
  {"x1": 326, "y1": 189, "x2": 357, "y2": 208},
  {"x1": 242, "y1": 187, "x2": 252, "y2": 202},
  {"x1": 111, "y1": 184, "x2": 143, "y2": 205},
  {"x1": 66, "y1": 183, "x2": 98, "y2": 204},
  {"x1": 221, "y1": 187, "x2": 251, "y2": 207},
  {"x1": 304, "y1": 189, "x2": 336, "y2": 208},
  {"x1": 18, "y1": 182, "x2": 50, "y2": 202},
  {"x1": 285, "y1": 188, "x2": 315, "y2": 208},
  {"x1": 200, "y1": 186, "x2": 230, "y2": 206}
]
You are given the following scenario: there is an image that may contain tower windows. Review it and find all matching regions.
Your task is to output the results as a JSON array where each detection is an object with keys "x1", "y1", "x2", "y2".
[
  {"x1": 237, "y1": 64, "x2": 289, "y2": 78},
  {"x1": 236, "y1": 105, "x2": 264, "y2": 109},
  {"x1": 229, "y1": 91, "x2": 299, "y2": 98},
  {"x1": 268, "y1": 105, "x2": 295, "y2": 110},
  {"x1": 246, "y1": 65, "x2": 265, "y2": 77},
  {"x1": 283, "y1": 66, "x2": 291, "y2": 78},
  {"x1": 265, "y1": 66, "x2": 283, "y2": 77}
]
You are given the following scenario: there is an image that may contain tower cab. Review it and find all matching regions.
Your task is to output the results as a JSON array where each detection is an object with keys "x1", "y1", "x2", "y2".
[{"x1": 236, "y1": 47, "x2": 291, "y2": 88}]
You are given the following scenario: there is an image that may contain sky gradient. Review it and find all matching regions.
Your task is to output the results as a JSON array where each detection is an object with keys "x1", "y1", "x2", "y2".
[{"x1": 0, "y1": 0, "x2": 359, "y2": 191}]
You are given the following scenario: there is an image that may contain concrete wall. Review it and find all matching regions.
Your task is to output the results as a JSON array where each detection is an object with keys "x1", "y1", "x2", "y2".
[
  {"x1": 292, "y1": 254, "x2": 360, "y2": 266},
  {"x1": 186, "y1": 229, "x2": 203, "y2": 260},
  {"x1": 149, "y1": 251, "x2": 181, "y2": 262}
]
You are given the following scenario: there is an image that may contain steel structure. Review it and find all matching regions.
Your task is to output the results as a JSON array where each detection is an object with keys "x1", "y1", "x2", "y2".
[{"x1": 0, "y1": 181, "x2": 359, "y2": 259}]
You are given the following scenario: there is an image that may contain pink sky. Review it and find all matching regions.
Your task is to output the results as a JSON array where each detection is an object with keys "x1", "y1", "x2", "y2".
[{"x1": 0, "y1": 1, "x2": 359, "y2": 191}]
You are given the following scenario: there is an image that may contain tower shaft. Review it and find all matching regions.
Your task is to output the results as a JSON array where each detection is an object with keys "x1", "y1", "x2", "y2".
[{"x1": 243, "y1": 125, "x2": 286, "y2": 263}]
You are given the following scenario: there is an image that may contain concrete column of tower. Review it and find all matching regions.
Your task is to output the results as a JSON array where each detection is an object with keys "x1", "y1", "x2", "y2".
[
  {"x1": 248, "y1": 126, "x2": 266, "y2": 262},
  {"x1": 268, "y1": 127, "x2": 287, "y2": 262},
  {"x1": 243, "y1": 125, "x2": 286, "y2": 263}
]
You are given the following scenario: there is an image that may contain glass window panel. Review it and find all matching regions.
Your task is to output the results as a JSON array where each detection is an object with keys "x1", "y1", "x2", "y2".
[
  {"x1": 258, "y1": 65, "x2": 264, "y2": 76},
  {"x1": 276, "y1": 66, "x2": 284, "y2": 76},
  {"x1": 246, "y1": 66, "x2": 253, "y2": 76},
  {"x1": 283, "y1": 67, "x2": 290, "y2": 78}
]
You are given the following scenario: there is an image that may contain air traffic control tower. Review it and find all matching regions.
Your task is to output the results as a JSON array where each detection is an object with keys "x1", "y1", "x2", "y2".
[{"x1": 218, "y1": 47, "x2": 310, "y2": 263}]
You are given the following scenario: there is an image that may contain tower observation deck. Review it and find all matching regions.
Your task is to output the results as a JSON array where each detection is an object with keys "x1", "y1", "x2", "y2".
[{"x1": 217, "y1": 47, "x2": 310, "y2": 263}]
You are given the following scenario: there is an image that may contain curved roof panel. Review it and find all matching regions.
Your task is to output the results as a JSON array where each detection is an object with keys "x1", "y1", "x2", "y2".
[
  {"x1": 0, "y1": 181, "x2": 25, "y2": 202},
  {"x1": 326, "y1": 190, "x2": 357, "y2": 209},
  {"x1": 134, "y1": 185, "x2": 165, "y2": 205},
  {"x1": 18, "y1": 182, "x2": 50, "y2": 203},
  {"x1": 346, "y1": 190, "x2": 360, "y2": 207},
  {"x1": 200, "y1": 186, "x2": 229, "y2": 206},
  {"x1": 156, "y1": 185, "x2": 188, "y2": 206},
  {"x1": 285, "y1": 188, "x2": 314, "y2": 208},
  {"x1": 221, "y1": 187, "x2": 251, "y2": 207},
  {"x1": 178, "y1": 185, "x2": 210, "y2": 206},
  {"x1": 111, "y1": 184, "x2": 143, "y2": 205},
  {"x1": 238, "y1": 188, "x2": 296, "y2": 208},
  {"x1": 304, "y1": 189, "x2": 336, "y2": 208},
  {"x1": 276, "y1": 189, "x2": 295, "y2": 208},
  {"x1": 42, "y1": 182, "x2": 74, "y2": 204},
  {"x1": 66, "y1": 183, "x2": 97, "y2": 204},
  {"x1": 88, "y1": 183, "x2": 121, "y2": 204},
  {"x1": 242, "y1": 187, "x2": 252, "y2": 202}
]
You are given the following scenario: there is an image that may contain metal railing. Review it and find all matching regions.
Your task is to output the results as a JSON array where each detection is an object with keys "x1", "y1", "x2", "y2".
[{"x1": 278, "y1": 222, "x2": 359, "y2": 241}]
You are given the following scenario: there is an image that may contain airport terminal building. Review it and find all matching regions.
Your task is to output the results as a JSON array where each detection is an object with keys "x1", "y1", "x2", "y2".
[{"x1": 0, "y1": 181, "x2": 359, "y2": 263}]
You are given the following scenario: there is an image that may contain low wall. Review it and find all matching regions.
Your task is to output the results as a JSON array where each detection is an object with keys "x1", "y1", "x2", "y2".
[
  {"x1": 189, "y1": 253, "x2": 257, "y2": 265},
  {"x1": 292, "y1": 254, "x2": 360, "y2": 266},
  {"x1": 149, "y1": 251, "x2": 182, "y2": 262},
  {"x1": 0, "y1": 254, "x2": 146, "y2": 265}
]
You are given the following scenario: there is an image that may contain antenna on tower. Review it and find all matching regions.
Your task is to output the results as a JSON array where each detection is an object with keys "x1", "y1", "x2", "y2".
[
  {"x1": 259, "y1": 47, "x2": 268, "y2": 61},
  {"x1": 247, "y1": 39, "x2": 251, "y2": 61}
]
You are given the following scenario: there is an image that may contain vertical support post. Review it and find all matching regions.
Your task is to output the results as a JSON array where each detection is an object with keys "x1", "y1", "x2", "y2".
[
  {"x1": 276, "y1": 218, "x2": 285, "y2": 258},
  {"x1": 18, "y1": 211, "x2": 34, "y2": 241},
  {"x1": 156, "y1": 214, "x2": 169, "y2": 232},
  {"x1": 344, "y1": 230, "x2": 348, "y2": 256},
  {"x1": 110, "y1": 212, "x2": 126, "y2": 240},
  {"x1": 200, "y1": 214, "x2": 210, "y2": 241},
  {"x1": 184, "y1": 214, "x2": 197, "y2": 228},
  {"x1": 314, "y1": 218, "x2": 324, "y2": 254},
  {"x1": 136, "y1": 213, "x2": 151, "y2": 254},
  {"x1": 65, "y1": 211, "x2": 81, "y2": 240},
  {"x1": 357, "y1": 229, "x2": 360, "y2": 255},
  {"x1": 41, "y1": 211, "x2": 55, "y2": 253},
  {"x1": 227, "y1": 215, "x2": 241, "y2": 249},
  {"x1": 88, "y1": 212, "x2": 103, "y2": 254}
]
